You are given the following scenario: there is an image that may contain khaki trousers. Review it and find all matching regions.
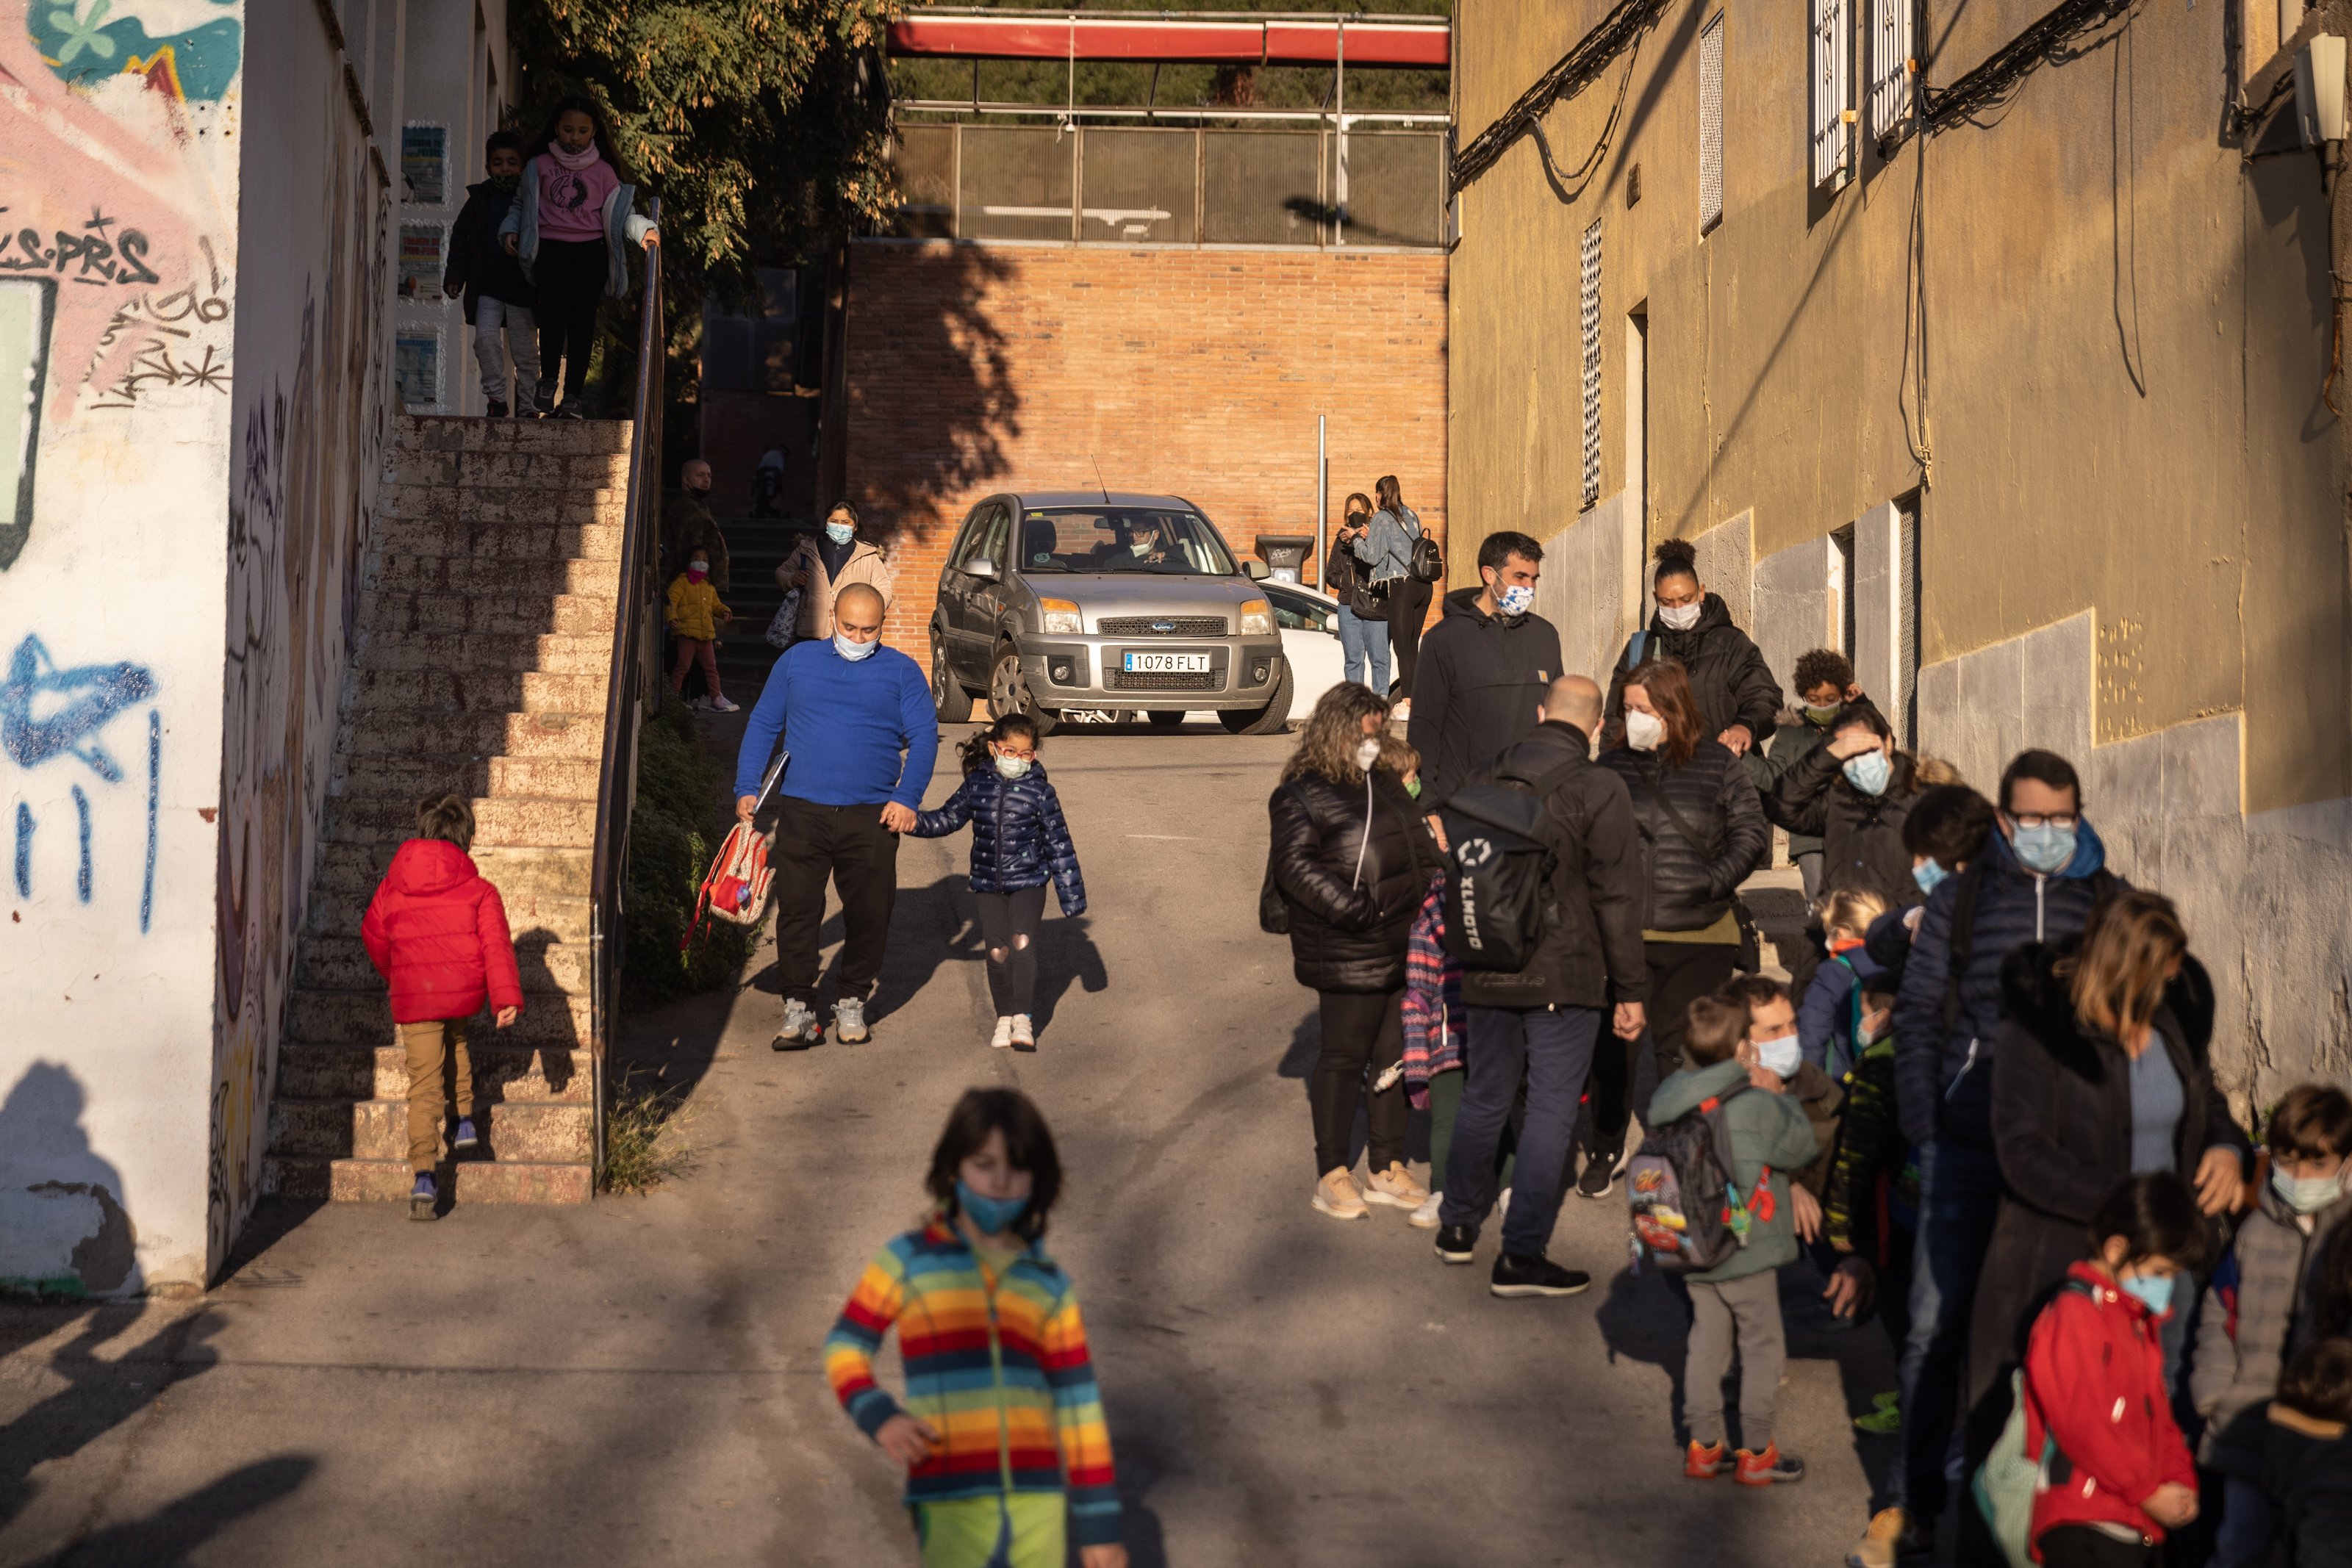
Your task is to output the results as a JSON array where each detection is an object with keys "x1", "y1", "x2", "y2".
[{"x1": 398, "y1": 1018, "x2": 473, "y2": 1173}]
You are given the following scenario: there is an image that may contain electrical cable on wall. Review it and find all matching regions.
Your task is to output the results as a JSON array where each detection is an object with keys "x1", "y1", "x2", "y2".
[{"x1": 1449, "y1": 0, "x2": 1669, "y2": 192}]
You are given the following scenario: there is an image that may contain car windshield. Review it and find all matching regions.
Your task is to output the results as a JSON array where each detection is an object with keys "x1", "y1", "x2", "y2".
[{"x1": 1017, "y1": 508, "x2": 1239, "y2": 575}]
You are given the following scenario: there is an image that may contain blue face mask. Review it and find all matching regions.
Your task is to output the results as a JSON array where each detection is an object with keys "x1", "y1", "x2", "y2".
[
  {"x1": 1912, "y1": 859, "x2": 1949, "y2": 897},
  {"x1": 825, "y1": 522, "x2": 856, "y2": 546},
  {"x1": 955, "y1": 1178, "x2": 1029, "y2": 1237},
  {"x1": 1495, "y1": 583, "x2": 1535, "y2": 617},
  {"x1": 1843, "y1": 749, "x2": 1893, "y2": 797},
  {"x1": 2010, "y1": 821, "x2": 2077, "y2": 874},
  {"x1": 2120, "y1": 1270, "x2": 2175, "y2": 1317},
  {"x1": 2276, "y1": 1166, "x2": 2347, "y2": 1215}
]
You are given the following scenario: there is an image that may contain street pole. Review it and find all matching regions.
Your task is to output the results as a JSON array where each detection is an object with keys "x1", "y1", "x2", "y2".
[{"x1": 1316, "y1": 414, "x2": 1327, "y2": 591}]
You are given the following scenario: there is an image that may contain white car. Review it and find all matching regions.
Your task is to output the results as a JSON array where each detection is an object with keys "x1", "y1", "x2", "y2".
[{"x1": 1262, "y1": 580, "x2": 1349, "y2": 724}]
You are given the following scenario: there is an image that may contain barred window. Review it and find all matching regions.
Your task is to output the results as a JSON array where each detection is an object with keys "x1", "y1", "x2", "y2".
[
  {"x1": 1699, "y1": 14, "x2": 1724, "y2": 233},
  {"x1": 1580, "y1": 218, "x2": 1602, "y2": 508}
]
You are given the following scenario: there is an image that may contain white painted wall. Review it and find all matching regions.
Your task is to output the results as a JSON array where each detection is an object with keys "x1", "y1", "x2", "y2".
[{"x1": 394, "y1": 0, "x2": 511, "y2": 415}]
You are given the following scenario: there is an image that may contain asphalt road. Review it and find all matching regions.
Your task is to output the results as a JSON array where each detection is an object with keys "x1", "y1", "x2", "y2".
[{"x1": 0, "y1": 719, "x2": 1899, "y2": 1567}]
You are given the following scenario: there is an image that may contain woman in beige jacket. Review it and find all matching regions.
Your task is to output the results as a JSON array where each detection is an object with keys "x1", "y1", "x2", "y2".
[{"x1": 779, "y1": 500, "x2": 895, "y2": 640}]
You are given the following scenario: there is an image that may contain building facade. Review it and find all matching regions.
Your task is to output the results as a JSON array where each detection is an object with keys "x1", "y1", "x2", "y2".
[{"x1": 1449, "y1": 0, "x2": 2351, "y2": 1107}]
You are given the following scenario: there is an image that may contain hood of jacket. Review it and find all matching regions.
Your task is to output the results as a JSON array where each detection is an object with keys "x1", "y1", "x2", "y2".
[
  {"x1": 1500, "y1": 718, "x2": 1593, "y2": 774},
  {"x1": 1985, "y1": 812, "x2": 2110, "y2": 882},
  {"x1": 384, "y1": 838, "x2": 478, "y2": 898},
  {"x1": 1648, "y1": 1056, "x2": 1750, "y2": 1126},
  {"x1": 1999, "y1": 934, "x2": 2217, "y2": 1075}
]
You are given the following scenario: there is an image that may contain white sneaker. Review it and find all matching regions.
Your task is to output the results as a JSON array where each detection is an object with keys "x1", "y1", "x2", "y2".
[
  {"x1": 990, "y1": 1016, "x2": 1014, "y2": 1049},
  {"x1": 1498, "y1": 1187, "x2": 1513, "y2": 1222},
  {"x1": 707, "y1": 694, "x2": 740, "y2": 713},
  {"x1": 1408, "y1": 1192, "x2": 1443, "y2": 1229},
  {"x1": 1008, "y1": 1014, "x2": 1036, "y2": 1051}
]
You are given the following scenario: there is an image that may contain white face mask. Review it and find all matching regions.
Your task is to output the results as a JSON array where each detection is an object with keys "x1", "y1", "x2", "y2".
[
  {"x1": 994, "y1": 753, "x2": 1033, "y2": 780},
  {"x1": 1754, "y1": 1033, "x2": 1803, "y2": 1079},
  {"x1": 833, "y1": 631, "x2": 878, "y2": 662},
  {"x1": 825, "y1": 522, "x2": 855, "y2": 545},
  {"x1": 1657, "y1": 600, "x2": 1702, "y2": 632},
  {"x1": 1355, "y1": 737, "x2": 1383, "y2": 772},
  {"x1": 1625, "y1": 710, "x2": 1666, "y2": 752},
  {"x1": 1494, "y1": 583, "x2": 1535, "y2": 617}
]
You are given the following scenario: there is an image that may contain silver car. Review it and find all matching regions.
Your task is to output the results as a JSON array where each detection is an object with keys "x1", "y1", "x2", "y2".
[{"x1": 928, "y1": 490, "x2": 1291, "y2": 734}]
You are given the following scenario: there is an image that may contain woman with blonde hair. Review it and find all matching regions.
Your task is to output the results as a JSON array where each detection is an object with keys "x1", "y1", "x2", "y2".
[
  {"x1": 1970, "y1": 888, "x2": 2250, "y2": 1412},
  {"x1": 1266, "y1": 682, "x2": 1434, "y2": 1220}
]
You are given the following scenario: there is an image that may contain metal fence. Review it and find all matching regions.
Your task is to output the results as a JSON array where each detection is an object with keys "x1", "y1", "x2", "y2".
[{"x1": 889, "y1": 121, "x2": 1448, "y2": 248}]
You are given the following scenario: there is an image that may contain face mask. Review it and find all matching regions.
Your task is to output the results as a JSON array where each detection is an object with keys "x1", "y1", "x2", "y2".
[
  {"x1": 1754, "y1": 1033, "x2": 1802, "y2": 1079},
  {"x1": 1355, "y1": 738, "x2": 1383, "y2": 772},
  {"x1": 2275, "y1": 1166, "x2": 2347, "y2": 1215},
  {"x1": 489, "y1": 172, "x2": 520, "y2": 192},
  {"x1": 1843, "y1": 749, "x2": 1893, "y2": 796},
  {"x1": 1804, "y1": 702, "x2": 1843, "y2": 727},
  {"x1": 833, "y1": 632, "x2": 878, "y2": 662},
  {"x1": 954, "y1": 1178, "x2": 1029, "y2": 1237},
  {"x1": 1625, "y1": 710, "x2": 1666, "y2": 752},
  {"x1": 994, "y1": 753, "x2": 1033, "y2": 781},
  {"x1": 1130, "y1": 539, "x2": 1152, "y2": 557},
  {"x1": 825, "y1": 522, "x2": 855, "y2": 546},
  {"x1": 1493, "y1": 583, "x2": 1535, "y2": 617},
  {"x1": 1657, "y1": 600, "x2": 1702, "y2": 633},
  {"x1": 2010, "y1": 821, "x2": 2077, "y2": 874},
  {"x1": 1913, "y1": 859, "x2": 1950, "y2": 897},
  {"x1": 686, "y1": 563, "x2": 708, "y2": 580},
  {"x1": 2119, "y1": 1270, "x2": 2175, "y2": 1317}
]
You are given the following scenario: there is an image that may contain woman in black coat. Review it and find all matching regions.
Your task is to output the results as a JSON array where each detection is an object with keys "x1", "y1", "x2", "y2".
[
  {"x1": 1603, "y1": 538, "x2": 1782, "y2": 766},
  {"x1": 1763, "y1": 704, "x2": 1922, "y2": 910},
  {"x1": 1269, "y1": 682, "x2": 1435, "y2": 1221},
  {"x1": 1582, "y1": 658, "x2": 1770, "y2": 1195},
  {"x1": 1971, "y1": 890, "x2": 2251, "y2": 1414}
]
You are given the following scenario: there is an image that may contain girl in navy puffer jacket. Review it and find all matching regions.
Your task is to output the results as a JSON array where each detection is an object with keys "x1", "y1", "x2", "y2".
[{"x1": 913, "y1": 714, "x2": 1086, "y2": 1051}]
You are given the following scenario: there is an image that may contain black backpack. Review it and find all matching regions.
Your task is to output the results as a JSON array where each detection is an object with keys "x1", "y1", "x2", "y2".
[
  {"x1": 1435, "y1": 759, "x2": 1580, "y2": 971},
  {"x1": 1626, "y1": 1082, "x2": 1763, "y2": 1275},
  {"x1": 1409, "y1": 533, "x2": 1444, "y2": 583}
]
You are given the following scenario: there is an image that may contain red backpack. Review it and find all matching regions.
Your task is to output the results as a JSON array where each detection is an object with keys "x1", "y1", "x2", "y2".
[{"x1": 682, "y1": 822, "x2": 773, "y2": 948}]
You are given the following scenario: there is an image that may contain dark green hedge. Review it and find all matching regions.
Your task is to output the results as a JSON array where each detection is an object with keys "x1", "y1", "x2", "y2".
[{"x1": 623, "y1": 702, "x2": 754, "y2": 1008}]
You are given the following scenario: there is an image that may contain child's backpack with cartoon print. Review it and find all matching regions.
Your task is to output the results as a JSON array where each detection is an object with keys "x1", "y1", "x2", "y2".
[{"x1": 1625, "y1": 1083, "x2": 1771, "y2": 1274}]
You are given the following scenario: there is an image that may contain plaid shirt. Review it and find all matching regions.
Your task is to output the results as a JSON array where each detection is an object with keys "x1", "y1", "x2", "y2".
[{"x1": 1400, "y1": 876, "x2": 1464, "y2": 1107}]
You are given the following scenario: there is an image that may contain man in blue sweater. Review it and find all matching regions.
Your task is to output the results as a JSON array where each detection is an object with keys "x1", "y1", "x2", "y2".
[{"x1": 734, "y1": 582, "x2": 939, "y2": 1049}]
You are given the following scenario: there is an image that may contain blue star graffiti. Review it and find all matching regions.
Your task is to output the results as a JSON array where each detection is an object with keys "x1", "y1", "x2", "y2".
[{"x1": 1, "y1": 633, "x2": 161, "y2": 929}]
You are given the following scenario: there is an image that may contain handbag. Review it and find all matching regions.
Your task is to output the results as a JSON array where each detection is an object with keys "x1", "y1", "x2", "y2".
[{"x1": 765, "y1": 585, "x2": 803, "y2": 650}]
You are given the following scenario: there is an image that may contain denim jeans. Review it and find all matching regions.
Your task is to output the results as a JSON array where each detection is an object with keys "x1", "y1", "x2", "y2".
[
  {"x1": 1438, "y1": 1004, "x2": 1602, "y2": 1256},
  {"x1": 2211, "y1": 1476, "x2": 2276, "y2": 1568},
  {"x1": 1895, "y1": 1135, "x2": 2004, "y2": 1518},
  {"x1": 1335, "y1": 603, "x2": 1391, "y2": 693}
]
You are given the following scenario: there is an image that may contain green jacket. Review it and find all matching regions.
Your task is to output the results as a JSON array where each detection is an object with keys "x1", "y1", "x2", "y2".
[{"x1": 1649, "y1": 1057, "x2": 1823, "y2": 1284}]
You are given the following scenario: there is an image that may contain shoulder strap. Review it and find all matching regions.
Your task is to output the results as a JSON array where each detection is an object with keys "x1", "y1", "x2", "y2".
[
  {"x1": 1638, "y1": 769, "x2": 1718, "y2": 858},
  {"x1": 1941, "y1": 860, "x2": 1989, "y2": 1039},
  {"x1": 1624, "y1": 630, "x2": 1649, "y2": 671}
]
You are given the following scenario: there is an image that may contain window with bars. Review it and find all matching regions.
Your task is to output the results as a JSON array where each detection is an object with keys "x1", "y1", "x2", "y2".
[
  {"x1": 1699, "y1": 15, "x2": 1724, "y2": 233},
  {"x1": 1867, "y1": 0, "x2": 1914, "y2": 142},
  {"x1": 1811, "y1": 0, "x2": 1851, "y2": 188},
  {"x1": 1580, "y1": 219, "x2": 1602, "y2": 508}
]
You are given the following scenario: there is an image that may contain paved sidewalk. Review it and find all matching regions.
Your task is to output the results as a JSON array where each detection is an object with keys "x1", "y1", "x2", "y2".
[{"x1": 0, "y1": 722, "x2": 1900, "y2": 1567}]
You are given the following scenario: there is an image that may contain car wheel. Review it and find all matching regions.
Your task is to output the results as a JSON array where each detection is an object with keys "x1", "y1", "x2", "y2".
[
  {"x1": 1219, "y1": 662, "x2": 1294, "y2": 735},
  {"x1": 932, "y1": 631, "x2": 973, "y2": 722},
  {"x1": 990, "y1": 647, "x2": 1058, "y2": 736},
  {"x1": 1144, "y1": 711, "x2": 1185, "y2": 730}
]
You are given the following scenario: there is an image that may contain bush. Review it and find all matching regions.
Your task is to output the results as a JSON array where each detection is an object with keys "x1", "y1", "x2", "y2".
[{"x1": 622, "y1": 701, "x2": 753, "y2": 1008}]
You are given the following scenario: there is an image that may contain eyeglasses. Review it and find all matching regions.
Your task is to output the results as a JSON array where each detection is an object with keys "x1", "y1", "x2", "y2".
[{"x1": 2008, "y1": 813, "x2": 2079, "y2": 830}]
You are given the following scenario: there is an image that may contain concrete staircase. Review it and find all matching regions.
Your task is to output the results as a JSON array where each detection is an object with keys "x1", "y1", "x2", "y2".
[{"x1": 262, "y1": 414, "x2": 633, "y2": 1205}]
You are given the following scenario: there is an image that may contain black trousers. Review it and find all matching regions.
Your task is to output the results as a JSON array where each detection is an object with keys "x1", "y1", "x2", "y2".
[
  {"x1": 1387, "y1": 576, "x2": 1433, "y2": 700},
  {"x1": 2036, "y1": 1528, "x2": 2158, "y2": 1568},
  {"x1": 771, "y1": 796, "x2": 900, "y2": 1006},
  {"x1": 533, "y1": 237, "x2": 606, "y2": 400},
  {"x1": 1587, "y1": 941, "x2": 1740, "y2": 1154},
  {"x1": 1311, "y1": 988, "x2": 1407, "y2": 1179},
  {"x1": 975, "y1": 885, "x2": 1047, "y2": 1016}
]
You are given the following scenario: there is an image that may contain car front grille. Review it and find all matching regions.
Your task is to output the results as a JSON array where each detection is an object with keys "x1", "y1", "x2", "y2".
[
  {"x1": 1098, "y1": 615, "x2": 1228, "y2": 636},
  {"x1": 1111, "y1": 671, "x2": 1219, "y2": 692}
]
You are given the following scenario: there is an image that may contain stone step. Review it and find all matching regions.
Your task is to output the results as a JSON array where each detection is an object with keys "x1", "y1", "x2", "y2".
[
  {"x1": 388, "y1": 449, "x2": 631, "y2": 492},
  {"x1": 365, "y1": 554, "x2": 621, "y2": 601},
  {"x1": 329, "y1": 753, "x2": 602, "y2": 805},
  {"x1": 276, "y1": 1041, "x2": 595, "y2": 1104},
  {"x1": 363, "y1": 519, "x2": 625, "y2": 564},
  {"x1": 379, "y1": 483, "x2": 628, "y2": 528},
  {"x1": 355, "y1": 630, "x2": 617, "y2": 676},
  {"x1": 346, "y1": 668, "x2": 613, "y2": 717},
  {"x1": 297, "y1": 933, "x2": 590, "y2": 996},
  {"x1": 339, "y1": 711, "x2": 606, "y2": 763},
  {"x1": 309, "y1": 841, "x2": 592, "y2": 902},
  {"x1": 262, "y1": 1154, "x2": 592, "y2": 1205},
  {"x1": 396, "y1": 411, "x2": 632, "y2": 457},
  {"x1": 268, "y1": 1095, "x2": 592, "y2": 1164},
  {"x1": 304, "y1": 884, "x2": 592, "y2": 946},
  {"x1": 355, "y1": 589, "x2": 619, "y2": 639},
  {"x1": 290, "y1": 988, "x2": 591, "y2": 1049},
  {"x1": 326, "y1": 793, "x2": 595, "y2": 849}
]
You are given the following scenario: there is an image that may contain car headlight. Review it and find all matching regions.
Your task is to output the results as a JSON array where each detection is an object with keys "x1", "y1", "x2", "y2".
[
  {"x1": 1037, "y1": 598, "x2": 1083, "y2": 636},
  {"x1": 1238, "y1": 599, "x2": 1274, "y2": 637}
]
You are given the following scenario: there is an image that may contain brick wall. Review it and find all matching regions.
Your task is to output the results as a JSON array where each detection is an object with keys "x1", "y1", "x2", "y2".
[{"x1": 840, "y1": 242, "x2": 1449, "y2": 655}]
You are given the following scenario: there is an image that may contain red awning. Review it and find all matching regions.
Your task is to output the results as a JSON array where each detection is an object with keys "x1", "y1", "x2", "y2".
[{"x1": 886, "y1": 13, "x2": 1449, "y2": 68}]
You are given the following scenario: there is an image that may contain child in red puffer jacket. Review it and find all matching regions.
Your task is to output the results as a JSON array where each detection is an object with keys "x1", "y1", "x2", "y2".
[
  {"x1": 2021, "y1": 1171, "x2": 2212, "y2": 1567},
  {"x1": 360, "y1": 793, "x2": 523, "y2": 1220}
]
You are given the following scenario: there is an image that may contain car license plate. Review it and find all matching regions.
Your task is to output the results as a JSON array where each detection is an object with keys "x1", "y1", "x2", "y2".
[{"x1": 1123, "y1": 652, "x2": 1210, "y2": 673}]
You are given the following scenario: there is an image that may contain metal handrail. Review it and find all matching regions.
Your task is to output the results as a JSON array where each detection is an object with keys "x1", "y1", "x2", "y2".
[{"x1": 587, "y1": 195, "x2": 664, "y2": 1184}]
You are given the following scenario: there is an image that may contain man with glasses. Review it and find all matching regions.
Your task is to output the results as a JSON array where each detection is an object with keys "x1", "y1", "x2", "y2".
[{"x1": 1865, "y1": 748, "x2": 2123, "y2": 1563}]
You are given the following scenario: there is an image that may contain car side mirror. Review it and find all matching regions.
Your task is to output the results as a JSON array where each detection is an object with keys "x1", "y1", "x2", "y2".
[
  {"x1": 1243, "y1": 559, "x2": 1270, "y2": 581},
  {"x1": 967, "y1": 557, "x2": 999, "y2": 581}
]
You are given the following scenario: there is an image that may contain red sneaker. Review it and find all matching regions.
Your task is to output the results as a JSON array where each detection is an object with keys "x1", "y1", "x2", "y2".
[
  {"x1": 1684, "y1": 1439, "x2": 1732, "y2": 1479},
  {"x1": 1735, "y1": 1441, "x2": 1806, "y2": 1485}
]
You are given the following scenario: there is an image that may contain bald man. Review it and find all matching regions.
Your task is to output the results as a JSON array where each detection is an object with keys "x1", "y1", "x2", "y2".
[
  {"x1": 1432, "y1": 670, "x2": 1648, "y2": 1298},
  {"x1": 734, "y1": 580, "x2": 937, "y2": 1048}
]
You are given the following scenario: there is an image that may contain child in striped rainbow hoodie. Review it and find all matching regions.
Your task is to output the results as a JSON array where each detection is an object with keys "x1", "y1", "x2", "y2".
[{"x1": 824, "y1": 1087, "x2": 1125, "y2": 1568}]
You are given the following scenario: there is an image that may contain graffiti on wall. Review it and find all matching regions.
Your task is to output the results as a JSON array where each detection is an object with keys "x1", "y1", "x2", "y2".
[{"x1": 28, "y1": 0, "x2": 245, "y2": 102}]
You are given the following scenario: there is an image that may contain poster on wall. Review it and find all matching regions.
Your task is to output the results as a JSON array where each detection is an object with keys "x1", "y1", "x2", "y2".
[
  {"x1": 398, "y1": 225, "x2": 445, "y2": 301},
  {"x1": 395, "y1": 332, "x2": 441, "y2": 411},
  {"x1": 401, "y1": 125, "x2": 448, "y2": 206}
]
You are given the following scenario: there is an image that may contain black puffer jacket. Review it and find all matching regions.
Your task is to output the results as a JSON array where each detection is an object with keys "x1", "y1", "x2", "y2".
[
  {"x1": 1968, "y1": 938, "x2": 2249, "y2": 1412},
  {"x1": 1269, "y1": 768, "x2": 1433, "y2": 992},
  {"x1": 1598, "y1": 738, "x2": 1771, "y2": 932},
  {"x1": 1603, "y1": 594, "x2": 1782, "y2": 749},
  {"x1": 1763, "y1": 744, "x2": 1921, "y2": 909}
]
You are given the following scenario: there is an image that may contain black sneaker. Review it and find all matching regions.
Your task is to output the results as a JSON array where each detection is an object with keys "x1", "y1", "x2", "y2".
[
  {"x1": 487, "y1": 399, "x2": 509, "y2": 418},
  {"x1": 1433, "y1": 1223, "x2": 1477, "y2": 1264},
  {"x1": 1577, "y1": 1150, "x2": 1621, "y2": 1200},
  {"x1": 556, "y1": 403, "x2": 586, "y2": 420},
  {"x1": 1490, "y1": 1252, "x2": 1591, "y2": 1298}
]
